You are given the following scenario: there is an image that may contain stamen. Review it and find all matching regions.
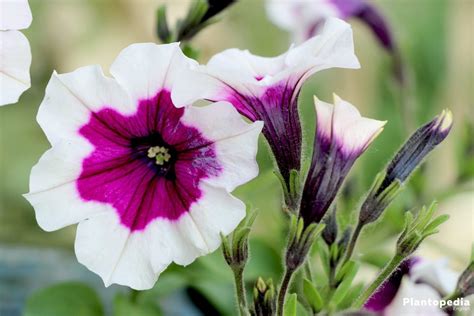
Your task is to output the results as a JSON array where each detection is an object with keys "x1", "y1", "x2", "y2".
[{"x1": 147, "y1": 146, "x2": 171, "y2": 165}]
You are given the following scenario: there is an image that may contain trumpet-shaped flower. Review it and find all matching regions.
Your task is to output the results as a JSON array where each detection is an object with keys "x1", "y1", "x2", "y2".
[
  {"x1": 172, "y1": 18, "x2": 359, "y2": 187},
  {"x1": 300, "y1": 95, "x2": 386, "y2": 224},
  {"x1": 25, "y1": 43, "x2": 263, "y2": 290},
  {"x1": 366, "y1": 258, "x2": 459, "y2": 315},
  {"x1": 0, "y1": 0, "x2": 32, "y2": 105},
  {"x1": 266, "y1": 0, "x2": 394, "y2": 52}
]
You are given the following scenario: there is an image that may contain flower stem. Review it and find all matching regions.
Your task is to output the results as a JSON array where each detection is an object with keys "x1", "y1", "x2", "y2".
[
  {"x1": 353, "y1": 254, "x2": 404, "y2": 308},
  {"x1": 341, "y1": 221, "x2": 363, "y2": 266},
  {"x1": 277, "y1": 268, "x2": 295, "y2": 316},
  {"x1": 232, "y1": 267, "x2": 248, "y2": 315}
]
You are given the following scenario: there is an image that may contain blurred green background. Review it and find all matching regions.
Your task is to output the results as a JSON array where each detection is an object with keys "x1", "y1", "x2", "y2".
[{"x1": 0, "y1": 0, "x2": 473, "y2": 315}]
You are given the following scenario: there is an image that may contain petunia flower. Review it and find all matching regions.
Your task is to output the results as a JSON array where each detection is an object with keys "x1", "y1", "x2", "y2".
[
  {"x1": 24, "y1": 43, "x2": 263, "y2": 290},
  {"x1": 366, "y1": 258, "x2": 459, "y2": 315},
  {"x1": 266, "y1": 0, "x2": 394, "y2": 53},
  {"x1": 299, "y1": 94, "x2": 385, "y2": 224},
  {"x1": 172, "y1": 18, "x2": 359, "y2": 193},
  {"x1": 0, "y1": 0, "x2": 32, "y2": 106}
]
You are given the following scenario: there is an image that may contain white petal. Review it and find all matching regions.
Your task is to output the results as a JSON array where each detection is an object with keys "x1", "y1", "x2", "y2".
[
  {"x1": 314, "y1": 96, "x2": 334, "y2": 140},
  {"x1": 265, "y1": 0, "x2": 340, "y2": 43},
  {"x1": 285, "y1": 17, "x2": 360, "y2": 81},
  {"x1": 145, "y1": 184, "x2": 245, "y2": 267},
  {"x1": 37, "y1": 65, "x2": 132, "y2": 145},
  {"x1": 181, "y1": 101, "x2": 263, "y2": 191},
  {"x1": 410, "y1": 259, "x2": 459, "y2": 295},
  {"x1": 385, "y1": 278, "x2": 446, "y2": 316},
  {"x1": 24, "y1": 138, "x2": 107, "y2": 231},
  {"x1": 170, "y1": 64, "x2": 227, "y2": 107},
  {"x1": 332, "y1": 94, "x2": 385, "y2": 154},
  {"x1": 207, "y1": 48, "x2": 287, "y2": 84},
  {"x1": 110, "y1": 42, "x2": 197, "y2": 106},
  {"x1": 75, "y1": 211, "x2": 165, "y2": 290},
  {"x1": 0, "y1": 0, "x2": 32, "y2": 30},
  {"x1": 0, "y1": 30, "x2": 31, "y2": 105}
]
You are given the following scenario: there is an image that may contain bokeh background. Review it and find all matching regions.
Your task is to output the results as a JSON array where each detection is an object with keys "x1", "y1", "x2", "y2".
[{"x1": 0, "y1": 0, "x2": 473, "y2": 315}]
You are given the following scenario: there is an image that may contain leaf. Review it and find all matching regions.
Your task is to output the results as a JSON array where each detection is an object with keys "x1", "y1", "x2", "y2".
[
  {"x1": 114, "y1": 293, "x2": 162, "y2": 316},
  {"x1": 284, "y1": 293, "x2": 297, "y2": 316},
  {"x1": 302, "y1": 279, "x2": 323, "y2": 313},
  {"x1": 24, "y1": 282, "x2": 103, "y2": 316},
  {"x1": 331, "y1": 261, "x2": 359, "y2": 306}
]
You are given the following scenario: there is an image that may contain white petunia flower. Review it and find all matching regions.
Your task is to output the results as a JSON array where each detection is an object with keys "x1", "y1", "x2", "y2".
[
  {"x1": 266, "y1": 0, "x2": 395, "y2": 52},
  {"x1": 300, "y1": 94, "x2": 386, "y2": 223},
  {"x1": 172, "y1": 17, "x2": 359, "y2": 189},
  {"x1": 24, "y1": 42, "x2": 263, "y2": 290},
  {"x1": 0, "y1": 0, "x2": 32, "y2": 106}
]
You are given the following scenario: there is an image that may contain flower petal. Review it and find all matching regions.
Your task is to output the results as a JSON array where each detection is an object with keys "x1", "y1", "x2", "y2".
[
  {"x1": 0, "y1": 30, "x2": 31, "y2": 105},
  {"x1": 314, "y1": 96, "x2": 334, "y2": 142},
  {"x1": 284, "y1": 17, "x2": 360, "y2": 82},
  {"x1": 0, "y1": 0, "x2": 32, "y2": 30},
  {"x1": 410, "y1": 259, "x2": 458, "y2": 296},
  {"x1": 75, "y1": 183, "x2": 245, "y2": 290},
  {"x1": 110, "y1": 42, "x2": 197, "y2": 106},
  {"x1": 24, "y1": 139, "x2": 105, "y2": 232},
  {"x1": 332, "y1": 94, "x2": 385, "y2": 156},
  {"x1": 75, "y1": 211, "x2": 166, "y2": 290},
  {"x1": 145, "y1": 184, "x2": 245, "y2": 267},
  {"x1": 181, "y1": 101, "x2": 263, "y2": 192},
  {"x1": 384, "y1": 278, "x2": 445, "y2": 316},
  {"x1": 37, "y1": 65, "x2": 132, "y2": 145}
]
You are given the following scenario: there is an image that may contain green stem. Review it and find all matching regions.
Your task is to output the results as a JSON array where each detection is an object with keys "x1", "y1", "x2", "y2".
[
  {"x1": 353, "y1": 254, "x2": 404, "y2": 308},
  {"x1": 277, "y1": 268, "x2": 295, "y2": 316},
  {"x1": 233, "y1": 267, "x2": 247, "y2": 315},
  {"x1": 341, "y1": 221, "x2": 364, "y2": 266}
]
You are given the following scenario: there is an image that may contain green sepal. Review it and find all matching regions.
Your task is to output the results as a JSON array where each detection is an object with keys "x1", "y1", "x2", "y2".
[
  {"x1": 331, "y1": 261, "x2": 359, "y2": 306},
  {"x1": 283, "y1": 293, "x2": 297, "y2": 316},
  {"x1": 302, "y1": 278, "x2": 323, "y2": 313}
]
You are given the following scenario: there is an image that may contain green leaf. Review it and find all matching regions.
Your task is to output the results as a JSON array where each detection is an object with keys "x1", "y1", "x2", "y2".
[
  {"x1": 114, "y1": 293, "x2": 162, "y2": 316},
  {"x1": 24, "y1": 282, "x2": 104, "y2": 316},
  {"x1": 303, "y1": 279, "x2": 323, "y2": 313},
  {"x1": 284, "y1": 293, "x2": 297, "y2": 316},
  {"x1": 331, "y1": 262, "x2": 359, "y2": 306}
]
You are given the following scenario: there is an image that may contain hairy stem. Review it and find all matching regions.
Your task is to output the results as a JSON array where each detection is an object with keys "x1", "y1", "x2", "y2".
[
  {"x1": 277, "y1": 268, "x2": 295, "y2": 316},
  {"x1": 233, "y1": 267, "x2": 247, "y2": 315},
  {"x1": 353, "y1": 254, "x2": 404, "y2": 308},
  {"x1": 341, "y1": 221, "x2": 364, "y2": 266}
]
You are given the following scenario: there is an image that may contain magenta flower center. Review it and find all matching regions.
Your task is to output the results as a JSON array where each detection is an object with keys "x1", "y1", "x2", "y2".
[{"x1": 76, "y1": 90, "x2": 221, "y2": 231}]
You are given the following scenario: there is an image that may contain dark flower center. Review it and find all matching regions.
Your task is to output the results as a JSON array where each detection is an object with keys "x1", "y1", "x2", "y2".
[{"x1": 130, "y1": 133, "x2": 176, "y2": 179}]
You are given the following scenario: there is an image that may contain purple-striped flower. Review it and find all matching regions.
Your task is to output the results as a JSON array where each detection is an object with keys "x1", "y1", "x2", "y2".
[
  {"x1": 25, "y1": 43, "x2": 263, "y2": 290},
  {"x1": 172, "y1": 18, "x2": 359, "y2": 188},
  {"x1": 366, "y1": 258, "x2": 459, "y2": 315},
  {"x1": 266, "y1": 0, "x2": 394, "y2": 52},
  {"x1": 0, "y1": 0, "x2": 32, "y2": 106},
  {"x1": 300, "y1": 95, "x2": 385, "y2": 224}
]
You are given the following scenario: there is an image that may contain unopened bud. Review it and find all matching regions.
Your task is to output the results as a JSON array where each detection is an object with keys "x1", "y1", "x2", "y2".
[
  {"x1": 286, "y1": 215, "x2": 325, "y2": 271},
  {"x1": 360, "y1": 110, "x2": 452, "y2": 226},
  {"x1": 252, "y1": 277, "x2": 275, "y2": 316},
  {"x1": 456, "y1": 261, "x2": 474, "y2": 298},
  {"x1": 322, "y1": 208, "x2": 338, "y2": 246},
  {"x1": 396, "y1": 203, "x2": 449, "y2": 257}
]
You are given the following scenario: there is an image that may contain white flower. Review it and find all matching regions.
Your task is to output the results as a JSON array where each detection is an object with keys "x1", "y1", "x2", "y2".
[
  {"x1": 266, "y1": 0, "x2": 395, "y2": 52},
  {"x1": 300, "y1": 94, "x2": 386, "y2": 223},
  {"x1": 366, "y1": 258, "x2": 460, "y2": 316},
  {"x1": 24, "y1": 42, "x2": 263, "y2": 290},
  {"x1": 0, "y1": 0, "x2": 32, "y2": 106},
  {"x1": 172, "y1": 17, "x2": 359, "y2": 186}
]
